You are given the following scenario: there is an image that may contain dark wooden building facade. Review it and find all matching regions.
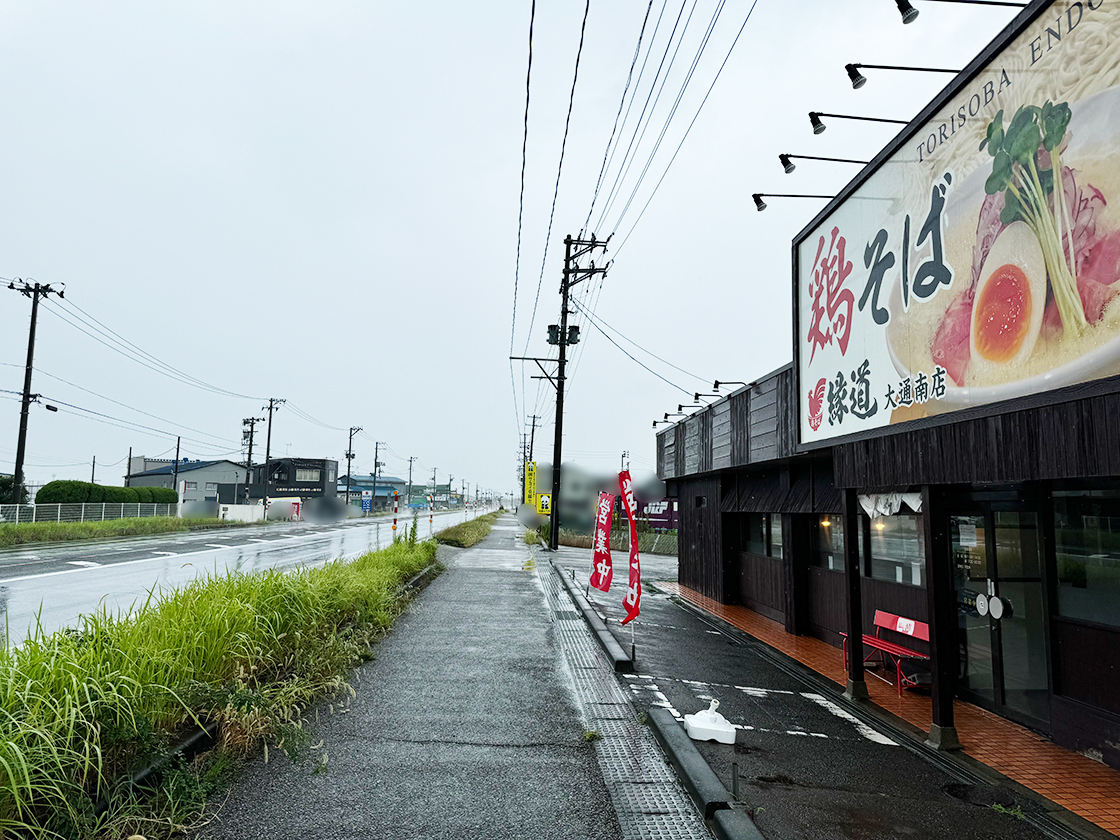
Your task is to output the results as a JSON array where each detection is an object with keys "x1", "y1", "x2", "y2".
[{"x1": 657, "y1": 365, "x2": 1120, "y2": 771}]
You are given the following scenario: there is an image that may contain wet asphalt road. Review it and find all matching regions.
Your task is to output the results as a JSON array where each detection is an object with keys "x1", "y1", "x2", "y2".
[
  {"x1": 552, "y1": 548, "x2": 1048, "y2": 840},
  {"x1": 0, "y1": 506, "x2": 492, "y2": 643},
  {"x1": 196, "y1": 516, "x2": 620, "y2": 840}
]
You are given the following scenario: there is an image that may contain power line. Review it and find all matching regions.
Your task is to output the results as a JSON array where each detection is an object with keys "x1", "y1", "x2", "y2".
[
  {"x1": 55, "y1": 296, "x2": 261, "y2": 400},
  {"x1": 38, "y1": 300, "x2": 258, "y2": 402},
  {"x1": 571, "y1": 297, "x2": 708, "y2": 383},
  {"x1": 286, "y1": 402, "x2": 344, "y2": 431},
  {"x1": 609, "y1": 0, "x2": 726, "y2": 231},
  {"x1": 510, "y1": 0, "x2": 537, "y2": 441},
  {"x1": 582, "y1": 0, "x2": 656, "y2": 235},
  {"x1": 569, "y1": 299, "x2": 693, "y2": 396},
  {"x1": 30, "y1": 368, "x2": 236, "y2": 445},
  {"x1": 614, "y1": 0, "x2": 759, "y2": 257},
  {"x1": 593, "y1": 0, "x2": 689, "y2": 233},
  {"x1": 521, "y1": 0, "x2": 593, "y2": 356}
]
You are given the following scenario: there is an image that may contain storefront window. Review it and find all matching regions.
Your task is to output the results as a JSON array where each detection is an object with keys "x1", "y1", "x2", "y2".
[
  {"x1": 742, "y1": 514, "x2": 784, "y2": 558},
  {"x1": 1054, "y1": 491, "x2": 1120, "y2": 629},
  {"x1": 868, "y1": 514, "x2": 926, "y2": 587},
  {"x1": 812, "y1": 516, "x2": 844, "y2": 571},
  {"x1": 744, "y1": 514, "x2": 767, "y2": 556}
]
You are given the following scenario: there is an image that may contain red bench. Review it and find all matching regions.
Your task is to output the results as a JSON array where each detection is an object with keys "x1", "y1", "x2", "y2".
[{"x1": 840, "y1": 610, "x2": 930, "y2": 696}]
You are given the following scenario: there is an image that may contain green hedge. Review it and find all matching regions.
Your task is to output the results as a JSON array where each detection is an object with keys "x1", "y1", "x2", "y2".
[{"x1": 35, "y1": 481, "x2": 177, "y2": 505}]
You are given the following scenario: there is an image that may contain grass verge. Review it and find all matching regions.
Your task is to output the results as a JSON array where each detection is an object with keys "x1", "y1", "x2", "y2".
[
  {"x1": 433, "y1": 511, "x2": 503, "y2": 548},
  {"x1": 0, "y1": 537, "x2": 439, "y2": 838},
  {"x1": 0, "y1": 516, "x2": 271, "y2": 548}
]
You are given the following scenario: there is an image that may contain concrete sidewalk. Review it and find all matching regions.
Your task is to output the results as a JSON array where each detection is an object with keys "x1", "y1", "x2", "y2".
[{"x1": 197, "y1": 517, "x2": 621, "y2": 840}]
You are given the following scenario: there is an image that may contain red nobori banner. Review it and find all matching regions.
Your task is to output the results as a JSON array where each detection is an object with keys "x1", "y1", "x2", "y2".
[
  {"x1": 590, "y1": 492, "x2": 614, "y2": 592},
  {"x1": 619, "y1": 470, "x2": 641, "y2": 626}
]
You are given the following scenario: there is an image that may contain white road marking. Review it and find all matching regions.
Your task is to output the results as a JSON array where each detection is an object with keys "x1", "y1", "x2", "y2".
[
  {"x1": 801, "y1": 693, "x2": 897, "y2": 745},
  {"x1": 205, "y1": 544, "x2": 233, "y2": 550},
  {"x1": 152, "y1": 551, "x2": 178, "y2": 556},
  {"x1": 67, "y1": 560, "x2": 102, "y2": 568}
]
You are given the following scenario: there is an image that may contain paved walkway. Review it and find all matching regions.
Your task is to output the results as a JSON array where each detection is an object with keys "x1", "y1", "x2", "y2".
[
  {"x1": 660, "y1": 581, "x2": 1120, "y2": 838},
  {"x1": 198, "y1": 518, "x2": 621, "y2": 840}
]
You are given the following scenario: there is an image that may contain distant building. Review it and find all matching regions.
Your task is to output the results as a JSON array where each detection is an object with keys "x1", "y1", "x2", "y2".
[
  {"x1": 338, "y1": 474, "x2": 407, "y2": 510},
  {"x1": 128, "y1": 459, "x2": 247, "y2": 503},
  {"x1": 220, "y1": 457, "x2": 340, "y2": 502}
]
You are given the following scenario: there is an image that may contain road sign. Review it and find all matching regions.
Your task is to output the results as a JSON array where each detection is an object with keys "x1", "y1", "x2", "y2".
[
  {"x1": 361, "y1": 489, "x2": 372, "y2": 512},
  {"x1": 536, "y1": 493, "x2": 551, "y2": 515}
]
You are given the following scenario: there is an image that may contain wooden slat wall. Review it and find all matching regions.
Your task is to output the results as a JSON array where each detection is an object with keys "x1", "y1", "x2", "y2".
[
  {"x1": 730, "y1": 391, "x2": 751, "y2": 467},
  {"x1": 833, "y1": 391, "x2": 1120, "y2": 488},
  {"x1": 805, "y1": 568, "x2": 847, "y2": 647},
  {"x1": 712, "y1": 400, "x2": 732, "y2": 470},
  {"x1": 738, "y1": 551, "x2": 786, "y2": 622},
  {"x1": 698, "y1": 410, "x2": 713, "y2": 474},
  {"x1": 776, "y1": 367, "x2": 797, "y2": 459},
  {"x1": 674, "y1": 424, "x2": 686, "y2": 478},
  {"x1": 684, "y1": 417, "x2": 701, "y2": 475},
  {"x1": 677, "y1": 476, "x2": 724, "y2": 601},
  {"x1": 660, "y1": 430, "x2": 675, "y2": 479},
  {"x1": 749, "y1": 378, "x2": 780, "y2": 463}
]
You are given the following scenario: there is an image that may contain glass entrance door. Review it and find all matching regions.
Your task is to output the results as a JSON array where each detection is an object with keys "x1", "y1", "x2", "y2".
[{"x1": 951, "y1": 508, "x2": 1051, "y2": 730}]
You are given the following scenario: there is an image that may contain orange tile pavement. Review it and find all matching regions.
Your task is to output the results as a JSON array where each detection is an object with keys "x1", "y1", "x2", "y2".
[{"x1": 657, "y1": 581, "x2": 1120, "y2": 838}]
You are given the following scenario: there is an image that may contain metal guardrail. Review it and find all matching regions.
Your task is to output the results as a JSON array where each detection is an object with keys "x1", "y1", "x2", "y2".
[{"x1": 0, "y1": 503, "x2": 177, "y2": 524}]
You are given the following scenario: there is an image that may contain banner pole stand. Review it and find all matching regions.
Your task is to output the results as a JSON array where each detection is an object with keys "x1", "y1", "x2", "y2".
[{"x1": 631, "y1": 621, "x2": 635, "y2": 662}]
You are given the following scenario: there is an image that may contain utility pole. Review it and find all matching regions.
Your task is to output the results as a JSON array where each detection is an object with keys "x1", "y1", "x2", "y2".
[
  {"x1": 90, "y1": 456, "x2": 96, "y2": 484},
  {"x1": 407, "y1": 456, "x2": 417, "y2": 507},
  {"x1": 126, "y1": 446, "x2": 132, "y2": 488},
  {"x1": 262, "y1": 398, "x2": 286, "y2": 510},
  {"x1": 242, "y1": 417, "x2": 263, "y2": 503},
  {"x1": 172, "y1": 436, "x2": 181, "y2": 500},
  {"x1": 372, "y1": 441, "x2": 384, "y2": 512},
  {"x1": 547, "y1": 234, "x2": 609, "y2": 550},
  {"x1": 345, "y1": 426, "x2": 362, "y2": 510},
  {"x1": 528, "y1": 415, "x2": 539, "y2": 462},
  {"x1": 448, "y1": 474, "x2": 454, "y2": 509},
  {"x1": 6, "y1": 280, "x2": 64, "y2": 503}
]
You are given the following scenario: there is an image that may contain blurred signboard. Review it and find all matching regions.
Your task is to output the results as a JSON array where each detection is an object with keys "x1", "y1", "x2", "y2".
[{"x1": 524, "y1": 462, "x2": 536, "y2": 505}]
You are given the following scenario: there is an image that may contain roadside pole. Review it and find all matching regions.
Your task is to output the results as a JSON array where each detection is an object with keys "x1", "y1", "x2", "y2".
[{"x1": 392, "y1": 490, "x2": 399, "y2": 537}]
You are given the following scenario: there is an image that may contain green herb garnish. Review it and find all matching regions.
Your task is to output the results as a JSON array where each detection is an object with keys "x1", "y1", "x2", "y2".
[{"x1": 981, "y1": 101, "x2": 1084, "y2": 332}]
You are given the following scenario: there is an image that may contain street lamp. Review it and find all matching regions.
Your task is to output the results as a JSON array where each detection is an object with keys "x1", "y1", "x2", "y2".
[
  {"x1": 846, "y1": 62, "x2": 961, "y2": 89},
  {"x1": 779, "y1": 153, "x2": 869, "y2": 174},
  {"x1": 895, "y1": 0, "x2": 1026, "y2": 23},
  {"x1": 809, "y1": 111, "x2": 909, "y2": 134},
  {"x1": 754, "y1": 193, "x2": 833, "y2": 212}
]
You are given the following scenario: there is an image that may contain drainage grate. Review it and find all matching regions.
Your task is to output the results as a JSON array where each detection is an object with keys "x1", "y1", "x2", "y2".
[{"x1": 537, "y1": 558, "x2": 710, "y2": 840}]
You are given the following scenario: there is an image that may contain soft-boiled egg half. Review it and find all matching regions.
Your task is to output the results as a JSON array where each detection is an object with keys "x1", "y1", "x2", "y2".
[{"x1": 969, "y1": 220, "x2": 1047, "y2": 378}]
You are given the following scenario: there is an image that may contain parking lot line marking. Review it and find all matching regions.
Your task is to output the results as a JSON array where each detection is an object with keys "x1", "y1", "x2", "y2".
[
  {"x1": 152, "y1": 551, "x2": 178, "y2": 556},
  {"x1": 205, "y1": 544, "x2": 232, "y2": 550},
  {"x1": 801, "y1": 692, "x2": 897, "y2": 746},
  {"x1": 67, "y1": 561, "x2": 101, "y2": 568}
]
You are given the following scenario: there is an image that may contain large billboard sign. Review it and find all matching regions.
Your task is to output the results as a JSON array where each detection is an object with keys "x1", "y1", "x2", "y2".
[{"x1": 796, "y1": 0, "x2": 1120, "y2": 445}]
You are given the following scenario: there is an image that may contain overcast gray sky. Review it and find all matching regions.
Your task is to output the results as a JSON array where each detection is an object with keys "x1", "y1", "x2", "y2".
[{"x1": 0, "y1": 1, "x2": 1021, "y2": 495}]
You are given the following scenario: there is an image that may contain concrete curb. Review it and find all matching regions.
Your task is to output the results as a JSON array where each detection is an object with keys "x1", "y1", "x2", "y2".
[
  {"x1": 712, "y1": 807, "x2": 767, "y2": 840},
  {"x1": 550, "y1": 559, "x2": 633, "y2": 673},
  {"x1": 647, "y1": 708, "x2": 732, "y2": 819}
]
